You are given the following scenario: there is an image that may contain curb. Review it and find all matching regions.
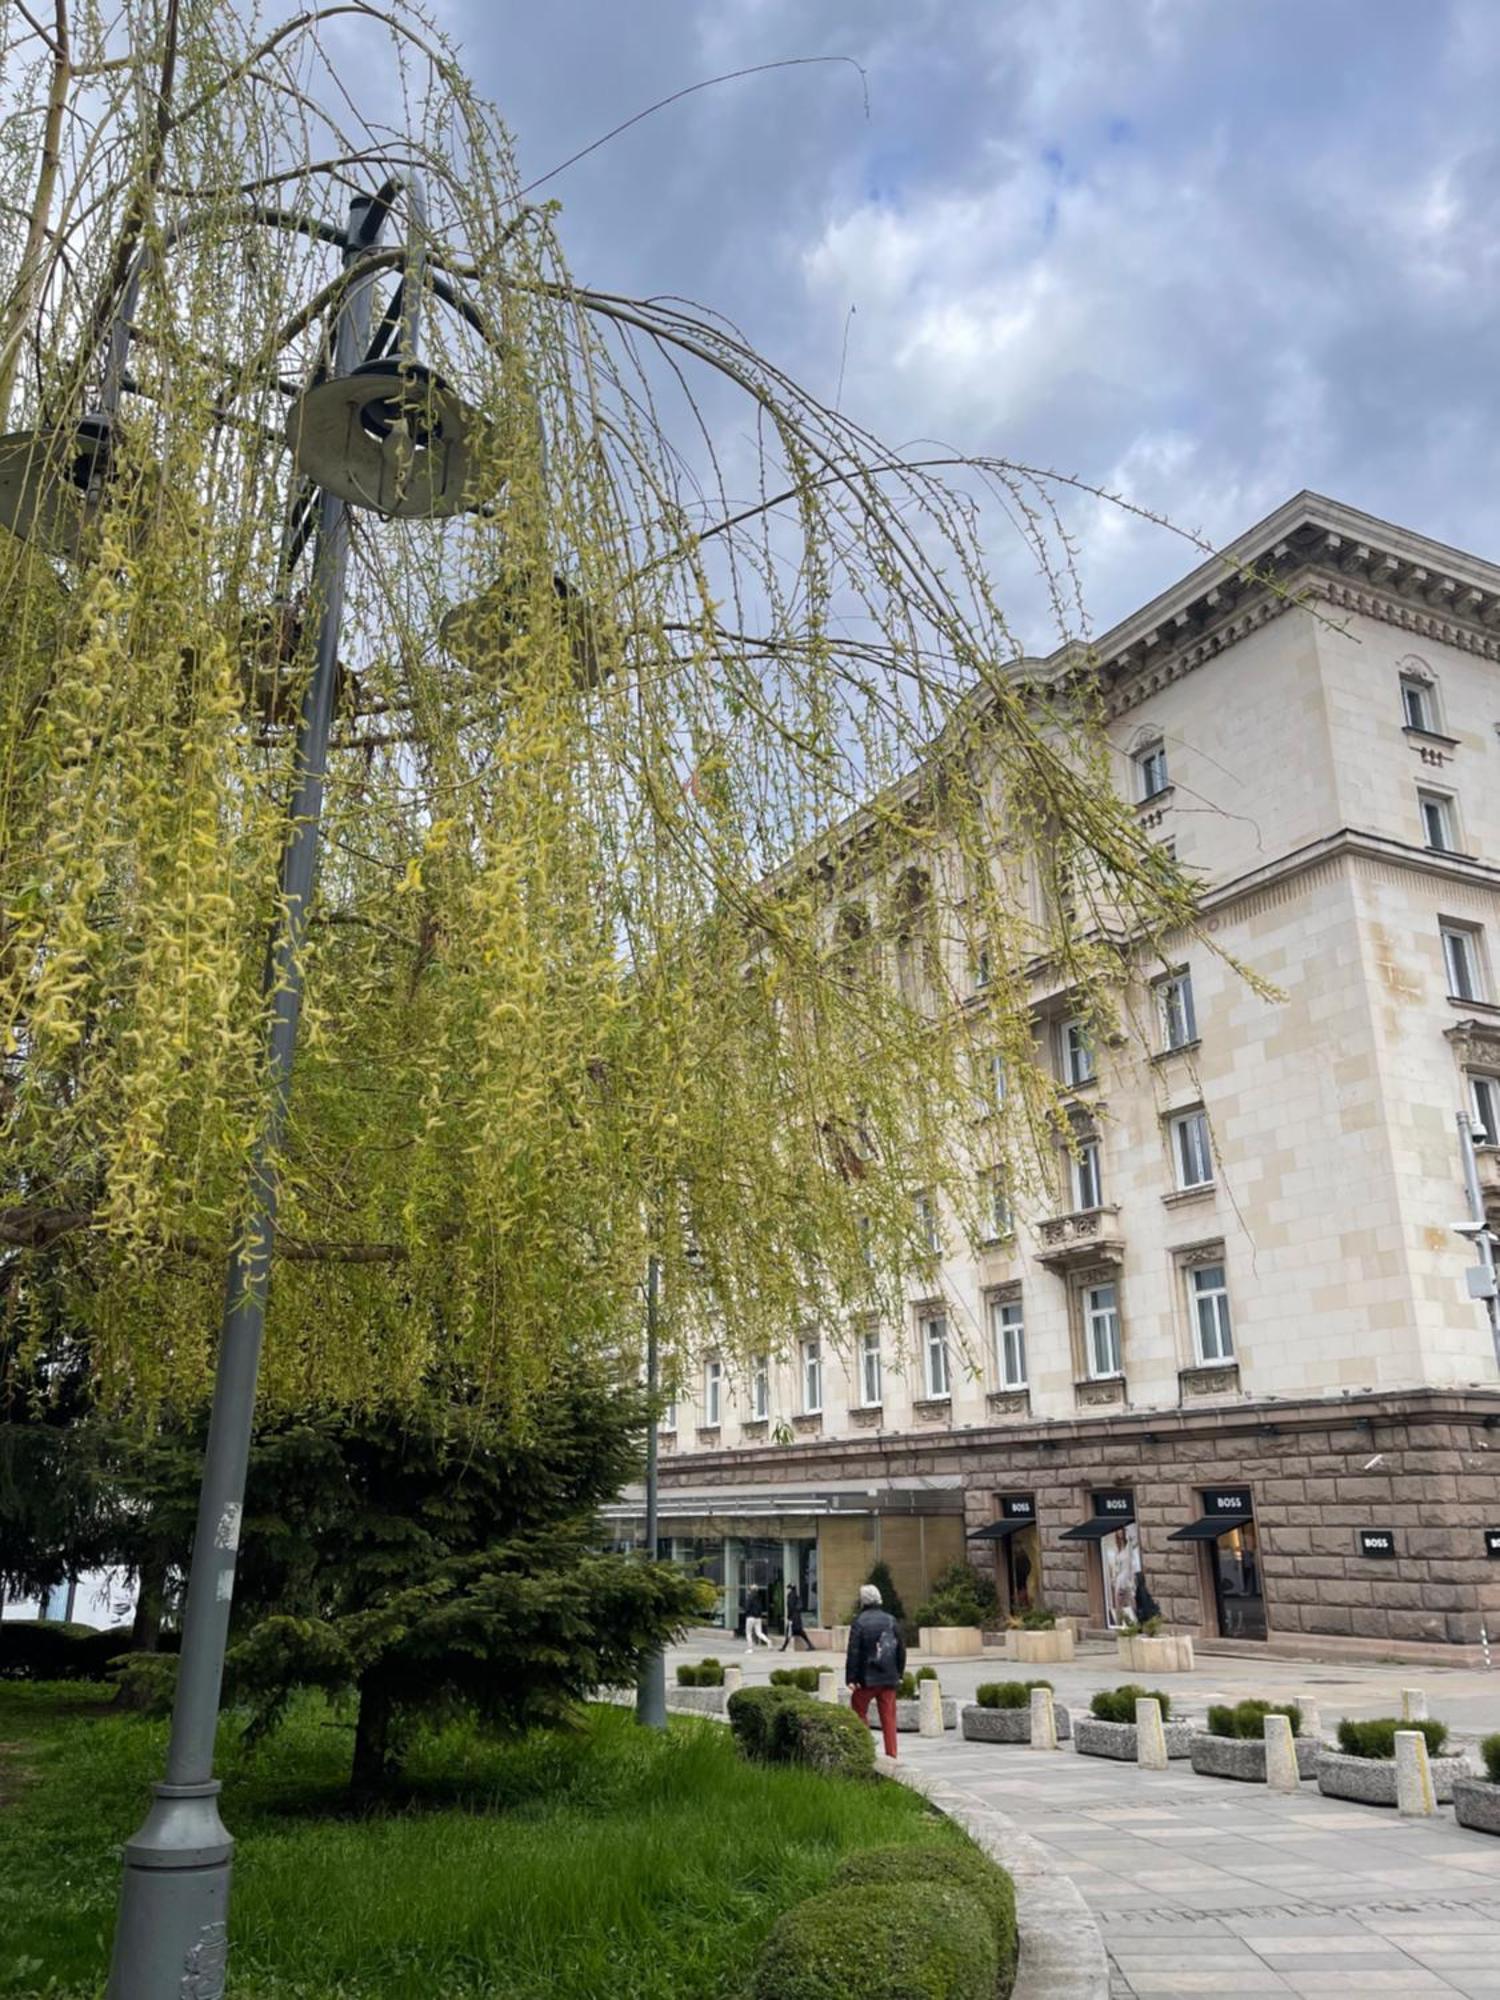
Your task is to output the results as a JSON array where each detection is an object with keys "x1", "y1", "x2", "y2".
[{"x1": 876, "y1": 1753, "x2": 1110, "y2": 2000}]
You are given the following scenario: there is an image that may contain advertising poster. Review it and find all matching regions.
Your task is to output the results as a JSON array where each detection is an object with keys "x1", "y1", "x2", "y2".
[{"x1": 1100, "y1": 1521, "x2": 1142, "y2": 1630}]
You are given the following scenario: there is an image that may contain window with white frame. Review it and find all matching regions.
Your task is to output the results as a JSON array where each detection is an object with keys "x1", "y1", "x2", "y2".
[
  {"x1": 974, "y1": 943, "x2": 991, "y2": 992},
  {"x1": 859, "y1": 1325, "x2": 882, "y2": 1407},
  {"x1": 920, "y1": 1310, "x2": 951, "y2": 1398},
  {"x1": 1401, "y1": 672, "x2": 1436, "y2": 733},
  {"x1": 1442, "y1": 922, "x2": 1484, "y2": 1002},
  {"x1": 984, "y1": 1166, "x2": 1013, "y2": 1240},
  {"x1": 703, "y1": 1359, "x2": 722, "y2": 1427},
  {"x1": 857, "y1": 1213, "x2": 875, "y2": 1270},
  {"x1": 1156, "y1": 969, "x2": 1197, "y2": 1051},
  {"x1": 1471, "y1": 1073, "x2": 1500, "y2": 1146},
  {"x1": 1060, "y1": 1017, "x2": 1095, "y2": 1086},
  {"x1": 1170, "y1": 1107, "x2": 1213, "y2": 1190},
  {"x1": 1419, "y1": 789, "x2": 1456, "y2": 853},
  {"x1": 1083, "y1": 1282, "x2": 1122, "y2": 1378},
  {"x1": 750, "y1": 1354, "x2": 770, "y2": 1420},
  {"x1": 1134, "y1": 739, "x2": 1169, "y2": 801},
  {"x1": 1188, "y1": 1259, "x2": 1234, "y2": 1363},
  {"x1": 660, "y1": 1396, "x2": 677, "y2": 1433},
  {"x1": 915, "y1": 1190, "x2": 940, "y2": 1253},
  {"x1": 801, "y1": 1337, "x2": 823, "y2": 1414},
  {"x1": 990, "y1": 1292, "x2": 1027, "y2": 1389},
  {"x1": 1072, "y1": 1136, "x2": 1103, "y2": 1212}
]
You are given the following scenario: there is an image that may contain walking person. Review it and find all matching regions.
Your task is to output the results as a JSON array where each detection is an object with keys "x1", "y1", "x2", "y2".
[
  {"x1": 744, "y1": 1584, "x2": 773, "y2": 1652},
  {"x1": 846, "y1": 1581, "x2": 905, "y2": 1757},
  {"x1": 779, "y1": 1583, "x2": 815, "y2": 1651}
]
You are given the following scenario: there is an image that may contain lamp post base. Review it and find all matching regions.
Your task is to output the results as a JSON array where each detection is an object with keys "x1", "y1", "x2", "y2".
[
  {"x1": 635, "y1": 1648, "x2": 667, "y2": 1730},
  {"x1": 106, "y1": 1781, "x2": 233, "y2": 2000}
]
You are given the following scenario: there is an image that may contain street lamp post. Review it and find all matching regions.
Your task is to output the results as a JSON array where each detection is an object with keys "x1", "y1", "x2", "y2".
[{"x1": 635, "y1": 1252, "x2": 667, "y2": 1729}]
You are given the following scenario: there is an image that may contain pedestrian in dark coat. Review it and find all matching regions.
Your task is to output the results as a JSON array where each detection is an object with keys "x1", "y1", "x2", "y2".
[
  {"x1": 780, "y1": 1584, "x2": 814, "y2": 1651},
  {"x1": 845, "y1": 1582, "x2": 905, "y2": 1756}
]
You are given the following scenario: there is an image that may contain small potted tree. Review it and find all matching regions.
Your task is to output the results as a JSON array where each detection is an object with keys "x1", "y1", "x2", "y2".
[
  {"x1": 912, "y1": 1562, "x2": 996, "y2": 1658},
  {"x1": 1316, "y1": 1717, "x2": 1469, "y2": 1805},
  {"x1": 1189, "y1": 1699, "x2": 1318, "y2": 1782},
  {"x1": 1073, "y1": 1684, "x2": 1193, "y2": 1761},
  {"x1": 961, "y1": 1679, "x2": 1072, "y2": 1744},
  {"x1": 1452, "y1": 1731, "x2": 1500, "y2": 1836},
  {"x1": 1006, "y1": 1602, "x2": 1074, "y2": 1665}
]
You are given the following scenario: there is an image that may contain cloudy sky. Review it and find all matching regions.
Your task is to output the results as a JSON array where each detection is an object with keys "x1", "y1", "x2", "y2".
[{"x1": 439, "y1": 0, "x2": 1499, "y2": 650}]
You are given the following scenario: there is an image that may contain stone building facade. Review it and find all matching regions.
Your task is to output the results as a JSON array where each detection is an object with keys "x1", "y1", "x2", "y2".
[{"x1": 638, "y1": 493, "x2": 1500, "y2": 1662}]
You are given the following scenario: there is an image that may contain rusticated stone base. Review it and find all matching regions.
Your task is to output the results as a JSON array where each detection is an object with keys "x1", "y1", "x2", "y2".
[
  {"x1": 1073, "y1": 1716, "x2": 1193, "y2": 1762},
  {"x1": 1189, "y1": 1731, "x2": 1320, "y2": 1782},
  {"x1": 1454, "y1": 1776, "x2": 1500, "y2": 1835},
  {"x1": 1315, "y1": 1750, "x2": 1469, "y2": 1805},
  {"x1": 962, "y1": 1703, "x2": 1073, "y2": 1743}
]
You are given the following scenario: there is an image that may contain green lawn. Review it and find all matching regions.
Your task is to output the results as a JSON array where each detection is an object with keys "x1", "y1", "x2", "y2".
[{"x1": 0, "y1": 1685, "x2": 950, "y2": 1998}]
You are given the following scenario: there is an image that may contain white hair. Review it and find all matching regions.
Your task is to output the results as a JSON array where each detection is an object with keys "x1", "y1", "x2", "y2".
[{"x1": 858, "y1": 1583, "x2": 882, "y2": 1607}]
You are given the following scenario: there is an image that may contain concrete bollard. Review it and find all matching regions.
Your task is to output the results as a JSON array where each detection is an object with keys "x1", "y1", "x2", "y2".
[
  {"x1": 817, "y1": 1666, "x2": 838, "y2": 1704},
  {"x1": 1395, "y1": 1729, "x2": 1437, "y2": 1816},
  {"x1": 722, "y1": 1664, "x2": 742, "y2": 1695},
  {"x1": 1136, "y1": 1697, "x2": 1168, "y2": 1771},
  {"x1": 1028, "y1": 1684, "x2": 1059, "y2": 1751},
  {"x1": 1401, "y1": 1687, "x2": 1428, "y2": 1722},
  {"x1": 1297, "y1": 1695, "x2": 1322, "y2": 1744},
  {"x1": 1263, "y1": 1712, "x2": 1299, "y2": 1793},
  {"x1": 918, "y1": 1677, "x2": 945, "y2": 1737}
]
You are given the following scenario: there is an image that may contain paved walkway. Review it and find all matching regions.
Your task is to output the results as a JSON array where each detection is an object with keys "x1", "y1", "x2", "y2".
[{"x1": 895, "y1": 1730, "x2": 1500, "y2": 1999}]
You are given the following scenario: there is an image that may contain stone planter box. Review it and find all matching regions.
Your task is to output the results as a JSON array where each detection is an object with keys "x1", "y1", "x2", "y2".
[
  {"x1": 665, "y1": 1686, "x2": 727, "y2": 1716},
  {"x1": 1074, "y1": 1716, "x2": 1193, "y2": 1762},
  {"x1": 1189, "y1": 1731, "x2": 1320, "y2": 1782},
  {"x1": 1116, "y1": 1632, "x2": 1195, "y2": 1673},
  {"x1": 1006, "y1": 1628, "x2": 1075, "y2": 1665},
  {"x1": 918, "y1": 1625, "x2": 984, "y2": 1658},
  {"x1": 887, "y1": 1696, "x2": 957, "y2": 1733},
  {"x1": 1454, "y1": 1776, "x2": 1500, "y2": 1836},
  {"x1": 962, "y1": 1703, "x2": 1073, "y2": 1744},
  {"x1": 1316, "y1": 1750, "x2": 1469, "y2": 1806}
]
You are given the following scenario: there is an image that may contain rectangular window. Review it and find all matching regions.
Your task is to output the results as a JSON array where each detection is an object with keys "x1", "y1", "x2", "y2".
[
  {"x1": 984, "y1": 1167, "x2": 1013, "y2": 1240},
  {"x1": 703, "y1": 1359, "x2": 722, "y2": 1427},
  {"x1": 921, "y1": 1311, "x2": 951, "y2": 1399},
  {"x1": 1157, "y1": 970, "x2": 1197, "y2": 1051},
  {"x1": 974, "y1": 944, "x2": 991, "y2": 991},
  {"x1": 1135, "y1": 740, "x2": 1169, "y2": 801},
  {"x1": 1083, "y1": 1283, "x2": 1122, "y2": 1378},
  {"x1": 1060, "y1": 1018, "x2": 1095, "y2": 1086},
  {"x1": 1419, "y1": 790, "x2": 1456, "y2": 853},
  {"x1": 857, "y1": 1214, "x2": 875, "y2": 1270},
  {"x1": 750, "y1": 1354, "x2": 769, "y2": 1421},
  {"x1": 1401, "y1": 674, "x2": 1434, "y2": 733},
  {"x1": 1171, "y1": 1108, "x2": 1213, "y2": 1189},
  {"x1": 859, "y1": 1327, "x2": 882, "y2": 1407},
  {"x1": 1189, "y1": 1261, "x2": 1234, "y2": 1363},
  {"x1": 1073, "y1": 1137, "x2": 1102, "y2": 1212},
  {"x1": 801, "y1": 1337, "x2": 822, "y2": 1414},
  {"x1": 991, "y1": 1295, "x2": 1027, "y2": 1389},
  {"x1": 1472, "y1": 1074, "x2": 1500, "y2": 1146},
  {"x1": 915, "y1": 1190, "x2": 940, "y2": 1253},
  {"x1": 1442, "y1": 923, "x2": 1483, "y2": 1002},
  {"x1": 660, "y1": 1397, "x2": 677, "y2": 1433}
]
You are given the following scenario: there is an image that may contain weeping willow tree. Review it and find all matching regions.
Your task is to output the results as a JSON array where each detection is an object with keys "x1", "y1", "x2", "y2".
[{"x1": 0, "y1": 0, "x2": 1205, "y2": 1421}]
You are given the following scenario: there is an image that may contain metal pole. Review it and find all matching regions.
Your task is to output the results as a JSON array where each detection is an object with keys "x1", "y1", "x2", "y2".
[
  {"x1": 635, "y1": 1253, "x2": 667, "y2": 1729},
  {"x1": 1456, "y1": 1111, "x2": 1500, "y2": 1372},
  {"x1": 106, "y1": 193, "x2": 383, "y2": 2000}
]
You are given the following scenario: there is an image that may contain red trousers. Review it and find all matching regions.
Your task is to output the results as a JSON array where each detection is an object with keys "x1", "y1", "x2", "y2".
[{"x1": 851, "y1": 1683, "x2": 899, "y2": 1757}]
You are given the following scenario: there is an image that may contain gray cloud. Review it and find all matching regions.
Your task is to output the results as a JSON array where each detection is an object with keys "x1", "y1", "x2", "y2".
[{"x1": 446, "y1": 0, "x2": 1500, "y2": 640}]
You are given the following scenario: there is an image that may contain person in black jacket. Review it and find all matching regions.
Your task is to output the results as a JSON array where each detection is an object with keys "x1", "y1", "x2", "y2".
[
  {"x1": 845, "y1": 1582, "x2": 906, "y2": 1756},
  {"x1": 780, "y1": 1583, "x2": 814, "y2": 1651}
]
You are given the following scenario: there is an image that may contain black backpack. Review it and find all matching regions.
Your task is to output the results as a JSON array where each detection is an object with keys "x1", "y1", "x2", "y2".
[{"x1": 870, "y1": 1617, "x2": 899, "y2": 1675}]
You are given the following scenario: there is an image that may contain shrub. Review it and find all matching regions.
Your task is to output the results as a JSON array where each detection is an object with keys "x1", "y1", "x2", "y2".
[
  {"x1": 751, "y1": 1882, "x2": 998, "y2": 2000},
  {"x1": 675, "y1": 1661, "x2": 725, "y2": 1687},
  {"x1": 1206, "y1": 1699, "x2": 1301, "y2": 1740},
  {"x1": 727, "y1": 1685, "x2": 798, "y2": 1760},
  {"x1": 1120, "y1": 1613, "x2": 1163, "y2": 1637},
  {"x1": 833, "y1": 1842, "x2": 1017, "y2": 1979},
  {"x1": 1336, "y1": 1716, "x2": 1449, "y2": 1760},
  {"x1": 912, "y1": 1562, "x2": 998, "y2": 1631},
  {"x1": 976, "y1": 1679, "x2": 1051, "y2": 1710},
  {"x1": 771, "y1": 1666, "x2": 821, "y2": 1692},
  {"x1": 1481, "y1": 1731, "x2": 1500, "y2": 1785},
  {"x1": 1090, "y1": 1683, "x2": 1172, "y2": 1725},
  {"x1": 1018, "y1": 1603, "x2": 1057, "y2": 1630},
  {"x1": 0, "y1": 1621, "x2": 136, "y2": 1683},
  {"x1": 770, "y1": 1692, "x2": 875, "y2": 1778},
  {"x1": 847, "y1": 1560, "x2": 906, "y2": 1627},
  {"x1": 895, "y1": 1668, "x2": 937, "y2": 1699}
]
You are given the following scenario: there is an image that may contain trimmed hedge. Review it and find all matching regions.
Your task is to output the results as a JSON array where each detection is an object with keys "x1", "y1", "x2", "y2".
[
  {"x1": 727, "y1": 1686, "x2": 798, "y2": 1759},
  {"x1": 0, "y1": 1621, "x2": 137, "y2": 1682},
  {"x1": 1336, "y1": 1716, "x2": 1449, "y2": 1760},
  {"x1": 1090, "y1": 1683, "x2": 1172, "y2": 1724},
  {"x1": 976, "y1": 1679, "x2": 1051, "y2": 1711},
  {"x1": 771, "y1": 1694, "x2": 875, "y2": 1779},
  {"x1": 1207, "y1": 1698, "x2": 1302, "y2": 1740},
  {"x1": 771, "y1": 1666, "x2": 822, "y2": 1692},
  {"x1": 1483, "y1": 1731, "x2": 1500, "y2": 1786},
  {"x1": 751, "y1": 1882, "x2": 999, "y2": 2000},
  {"x1": 895, "y1": 1666, "x2": 939, "y2": 1700},
  {"x1": 675, "y1": 1660, "x2": 725, "y2": 1687},
  {"x1": 832, "y1": 1841, "x2": 1017, "y2": 1983}
]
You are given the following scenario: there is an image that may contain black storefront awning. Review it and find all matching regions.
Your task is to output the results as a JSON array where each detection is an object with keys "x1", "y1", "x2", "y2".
[
  {"x1": 967, "y1": 1520, "x2": 1028, "y2": 1543},
  {"x1": 1059, "y1": 1514, "x2": 1135, "y2": 1542},
  {"x1": 1168, "y1": 1515, "x2": 1244, "y2": 1542}
]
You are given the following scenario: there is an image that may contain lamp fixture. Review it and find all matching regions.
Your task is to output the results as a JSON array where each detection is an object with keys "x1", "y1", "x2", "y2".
[
  {"x1": 284, "y1": 357, "x2": 496, "y2": 519},
  {"x1": 0, "y1": 412, "x2": 113, "y2": 555},
  {"x1": 440, "y1": 567, "x2": 604, "y2": 689}
]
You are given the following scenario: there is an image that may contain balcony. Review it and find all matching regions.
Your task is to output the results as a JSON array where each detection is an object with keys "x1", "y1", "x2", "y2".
[
  {"x1": 1037, "y1": 1205, "x2": 1124, "y2": 1273},
  {"x1": 1074, "y1": 1373, "x2": 1127, "y2": 1412}
]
